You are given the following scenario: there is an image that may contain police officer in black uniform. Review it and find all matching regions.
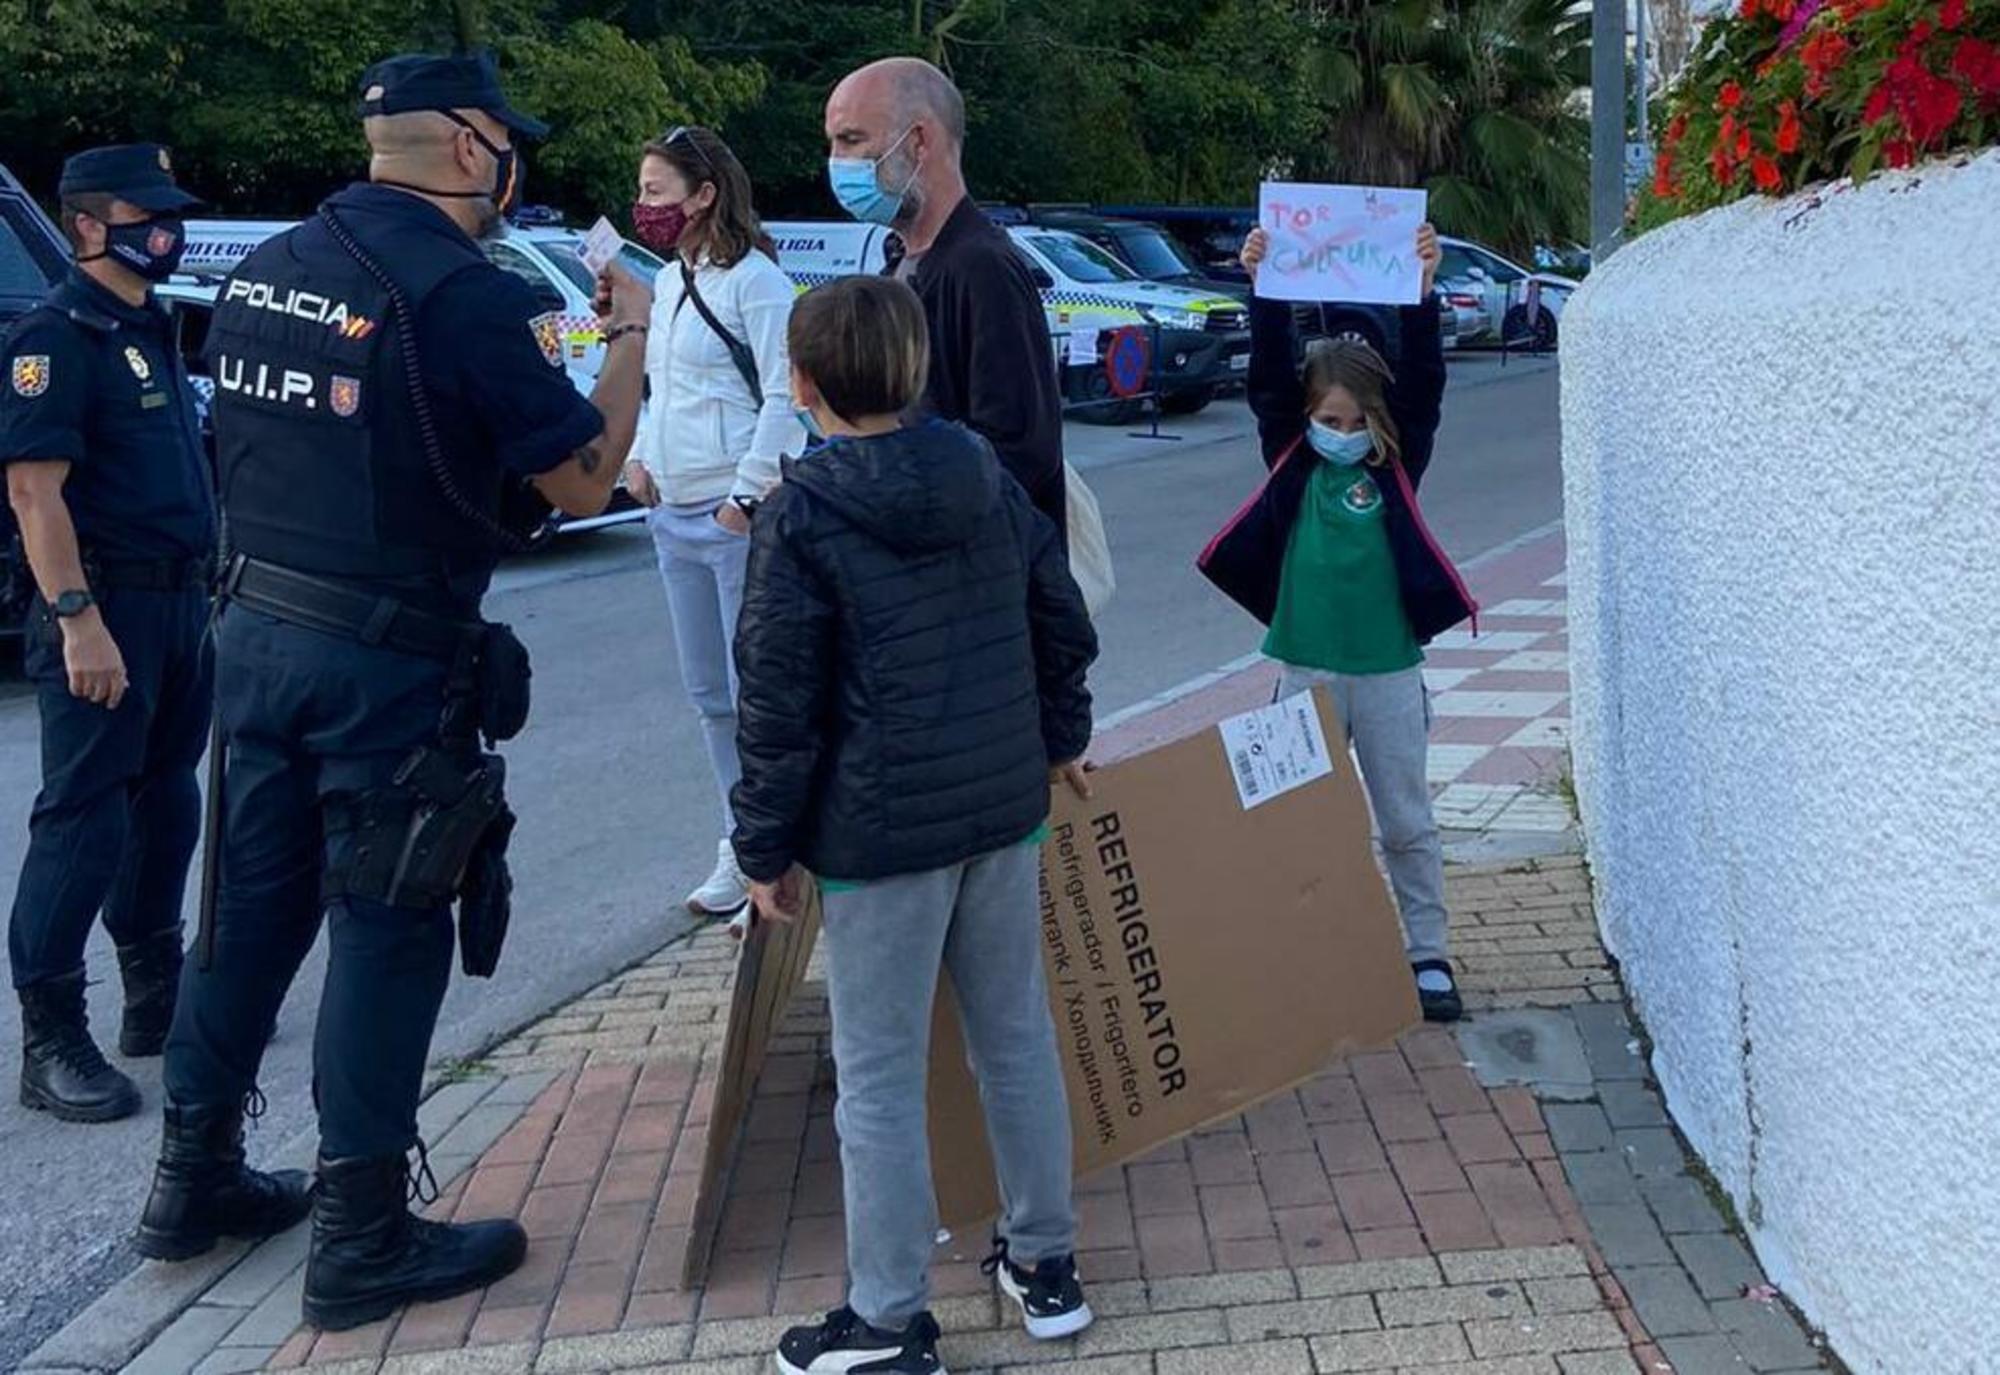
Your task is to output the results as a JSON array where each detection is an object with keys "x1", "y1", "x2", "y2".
[
  {"x1": 136, "y1": 55, "x2": 649, "y2": 1325},
  {"x1": 1, "y1": 145, "x2": 216, "y2": 1124}
]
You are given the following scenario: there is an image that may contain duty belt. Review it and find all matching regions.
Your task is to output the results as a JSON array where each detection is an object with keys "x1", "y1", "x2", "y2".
[
  {"x1": 221, "y1": 555, "x2": 478, "y2": 662},
  {"x1": 91, "y1": 555, "x2": 214, "y2": 593}
]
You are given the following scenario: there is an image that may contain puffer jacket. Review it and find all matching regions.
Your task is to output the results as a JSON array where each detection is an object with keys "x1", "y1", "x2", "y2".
[{"x1": 730, "y1": 420, "x2": 1097, "y2": 884}]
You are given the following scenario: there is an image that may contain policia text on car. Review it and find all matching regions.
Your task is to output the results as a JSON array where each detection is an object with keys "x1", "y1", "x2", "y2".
[
  {"x1": 123, "y1": 53, "x2": 650, "y2": 1330},
  {"x1": 0, "y1": 145, "x2": 216, "y2": 1124}
]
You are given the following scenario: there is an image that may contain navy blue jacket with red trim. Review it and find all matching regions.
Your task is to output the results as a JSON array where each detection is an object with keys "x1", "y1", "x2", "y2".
[{"x1": 1197, "y1": 293, "x2": 1476, "y2": 644}]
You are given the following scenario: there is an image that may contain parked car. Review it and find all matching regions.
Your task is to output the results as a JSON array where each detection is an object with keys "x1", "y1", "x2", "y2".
[
  {"x1": 1, "y1": 161, "x2": 72, "y2": 638},
  {"x1": 991, "y1": 206, "x2": 1244, "y2": 300},
  {"x1": 1436, "y1": 278, "x2": 1491, "y2": 345},
  {"x1": 769, "y1": 218, "x2": 1251, "y2": 423},
  {"x1": 1439, "y1": 236, "x2": 1576, "y2": 350}
]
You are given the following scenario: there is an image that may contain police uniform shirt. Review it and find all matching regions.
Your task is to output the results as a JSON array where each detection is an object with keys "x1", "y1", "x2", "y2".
[
  {"x1": 1, "y1": 269, "x2": 216, "y2": 561},
  {"x1": 335, "y1": 184, "x2": 602, "y2": 484}
]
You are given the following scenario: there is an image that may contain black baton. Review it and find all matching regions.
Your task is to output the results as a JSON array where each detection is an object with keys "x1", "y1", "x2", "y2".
[{"x1": 196, "y1": 714, "x2": 224, "y2": 970}]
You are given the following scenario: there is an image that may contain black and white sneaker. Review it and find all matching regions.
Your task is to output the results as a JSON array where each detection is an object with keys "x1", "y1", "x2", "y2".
[
  {"x1": 983, "y1": 1238, "x2": 1095, "y2": 1340},
  {"x1": 774, "y1": 1307, "x2": 945, "y2": 1374}
]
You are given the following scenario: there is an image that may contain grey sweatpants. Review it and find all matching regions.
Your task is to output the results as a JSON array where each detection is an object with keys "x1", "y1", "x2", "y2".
[
  {"x1": 1277, "y1": 664, "x2": 1450, "y2": 965},
  {"x1": 820, "y1": 840, "x2": 1077, "y2": 1329}
]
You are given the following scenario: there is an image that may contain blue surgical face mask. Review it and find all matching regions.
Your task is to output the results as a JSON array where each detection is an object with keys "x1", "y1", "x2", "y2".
[
  {"x1": 827, "y1": 126, "x2": 916, "y2": 226},
  {"x1": 794, "y1": 406, "x2": 824, "y2": 441},
  {"x1": 1307, "y1": 421, "x2": 1374, "y2": 466}
]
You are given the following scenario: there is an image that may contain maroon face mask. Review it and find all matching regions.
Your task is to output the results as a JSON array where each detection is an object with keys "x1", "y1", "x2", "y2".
[{"x1": 631, "y1": 201, "x2": 689, "y2": 253}]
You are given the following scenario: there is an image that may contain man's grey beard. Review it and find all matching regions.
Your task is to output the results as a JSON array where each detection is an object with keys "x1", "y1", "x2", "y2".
[
  {"x1": 473, "y1": 197, "x2": 505, "y2": 242},
  {"x1": 883, "y1": 150, "x2": 924, "y2": 231}
]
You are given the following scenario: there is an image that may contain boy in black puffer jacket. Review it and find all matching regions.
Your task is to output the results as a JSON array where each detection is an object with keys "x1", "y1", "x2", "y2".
[{"x1": 731, "y1": 275, "x2": 1098, "y2": 1375}]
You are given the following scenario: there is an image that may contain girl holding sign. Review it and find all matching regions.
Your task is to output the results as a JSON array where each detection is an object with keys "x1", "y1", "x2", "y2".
[{"x1": 1198, "y1": 222, "x2": 1477, "y2": 1023}]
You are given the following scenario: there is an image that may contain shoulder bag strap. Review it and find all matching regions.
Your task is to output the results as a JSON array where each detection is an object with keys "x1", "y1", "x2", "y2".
[{"x1": 678, "y1": 260, "x2": 763, "y2": 408}]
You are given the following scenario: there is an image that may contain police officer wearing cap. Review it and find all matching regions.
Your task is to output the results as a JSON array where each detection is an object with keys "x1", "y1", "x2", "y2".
[
  {"x1": 137, "y1": 54, "x2": 649, "y2": 1325},
  {"x1": 0, "y1": 145, "x2": 217, "y2": 1125}
]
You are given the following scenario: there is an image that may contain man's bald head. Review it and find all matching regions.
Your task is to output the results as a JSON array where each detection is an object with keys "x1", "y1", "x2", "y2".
[
  {"x1": 365, "y1": 107, "x2": 513, "y2": 239},
  {"x1": 827, "y1": 57, "x2": 965, "y2": 158}
]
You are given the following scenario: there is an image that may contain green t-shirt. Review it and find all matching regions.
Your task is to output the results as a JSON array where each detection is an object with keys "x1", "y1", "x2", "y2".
[{"x1": 1262, "y1": 461, "x2": 1422, "y2": 675}]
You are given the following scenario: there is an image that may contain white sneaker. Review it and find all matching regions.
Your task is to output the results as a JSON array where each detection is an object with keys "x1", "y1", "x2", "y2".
[{"x1": 687, "y1": 839, "x2": 749, "y2": 917}]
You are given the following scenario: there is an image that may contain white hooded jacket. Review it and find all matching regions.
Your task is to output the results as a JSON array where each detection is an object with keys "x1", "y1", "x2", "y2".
[{"x1": 634, "y1": 247, "x2": 801, "y2": 505}]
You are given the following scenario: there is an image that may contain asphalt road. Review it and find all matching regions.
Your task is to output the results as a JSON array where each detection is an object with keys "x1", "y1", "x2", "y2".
[{"x1": 0, "y1": 351, "x2": 1558, "y2": 1366}]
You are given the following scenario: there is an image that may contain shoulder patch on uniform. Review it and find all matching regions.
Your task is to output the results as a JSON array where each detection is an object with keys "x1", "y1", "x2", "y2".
[
  {"x1": 124, "y1": 345, "x2": 152, "y2": 384},
  {"x1": 10, "y1": 354, "x2": 49, "y2": 397},
  {"x1": 329, "y1": 375, "x2": 361, "y2": 417},
  {"x1": 528, "y1": 311, "x2": 564, "y2": 369}
]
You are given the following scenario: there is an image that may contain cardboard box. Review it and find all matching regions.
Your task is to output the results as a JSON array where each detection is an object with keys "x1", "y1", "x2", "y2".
[
  {"x1": 929, "y1": 687, "x2": 1419, "y2": 1229},
  {"x1": 685, "y1": 884, "x2": 823, "y2": 1286}
]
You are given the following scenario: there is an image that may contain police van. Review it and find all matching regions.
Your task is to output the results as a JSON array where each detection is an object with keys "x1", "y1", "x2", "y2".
[
  {"x1": 767, "y1": 219, "x2": 1252, "y2": 421},
  {"x1": 169, "y1": 215, "x2": 670, "y2": 534}
]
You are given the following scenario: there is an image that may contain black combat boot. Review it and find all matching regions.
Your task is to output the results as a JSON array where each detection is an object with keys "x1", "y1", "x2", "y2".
[
  {"x1": 18, "y1": 971, "x2": 140, "y2": 1123},
  {"x1": 134, "y1": 1100, "x2": 315, "y2": 1260},
  {"x1": 302, "y1": 1153, "x2": 527, "y2": 1331},
  {"x1": 116, "y1": 928, "x2": 186, "y2": 1057}
]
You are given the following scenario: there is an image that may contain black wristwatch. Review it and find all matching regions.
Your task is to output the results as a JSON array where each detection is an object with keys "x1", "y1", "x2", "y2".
[{"x1": 50, "y1": 589, "x2": 95, "y2": 619}]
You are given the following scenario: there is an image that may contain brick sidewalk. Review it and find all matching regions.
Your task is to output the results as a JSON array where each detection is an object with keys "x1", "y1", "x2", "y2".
[
  {"x1": 245, "y1": 860, "x2": 1684, "y2": 1375},
  {"x1": 77, "y1": 522, "x2": 1836, "y2": 1375}
]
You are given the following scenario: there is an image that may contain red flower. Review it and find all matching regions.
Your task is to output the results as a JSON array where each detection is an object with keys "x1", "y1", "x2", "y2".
[
  {"x1": 1908, "y1": 18, "x2": 1935, "y2": 47},
  {"x1": 1910, "y1": 69, "x2": 1963, "y2": 141},
  {"x1": 1736, "y1": 125, "x2": 1753, "y2": 158},
  {"x1": 1953, "y1": 36, "x2": 2000, "y2": 102},
  {"x1": 1863, "y1": 80, "x2": 1893, "y2": 123},
  {"x1": 1752, "y1": 154, "x2": 1784, "y2": 190},
  {"x1": 1654, "y1": 150, "x2": 1679, "y2": 198},
  {"x1": 1710, "y1": 143, "x2": 1739, "y2": 183},
  {"x1": 1777, "y1": 101, "x2": 1803, "y2": 153},
  {"x1": 1667, "y1": 113, "x2": 1691, "y2": 145},
  {"x1": 1801, "y1": 27, "x2": 1851, "y2": 94},
  {"x1": 1941, "y1": 0, "x2": 1966, "y2": 29},
  {"x1": 1719, "y1": 81, "x2": 1744, "y2": 109},
  {"x1": 1720, "y1": 113, "x2": 1738, "y2": 142},
  {"x1": 1740, "y1": 0, "x2": 1759, "y2": 16},
  {"x1": 1883, "y1": 138, "x2": 1916, "y2": 167}
]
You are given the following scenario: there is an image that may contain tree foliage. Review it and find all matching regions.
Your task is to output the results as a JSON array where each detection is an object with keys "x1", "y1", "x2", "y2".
[{"x1": 0, "y1": 0, "x2": 1589, "y2": 251}]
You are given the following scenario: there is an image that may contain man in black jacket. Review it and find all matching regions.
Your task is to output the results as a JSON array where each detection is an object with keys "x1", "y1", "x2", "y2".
[{"x1": 824, "y1": 57, "x2": 1067, "y2": 535}]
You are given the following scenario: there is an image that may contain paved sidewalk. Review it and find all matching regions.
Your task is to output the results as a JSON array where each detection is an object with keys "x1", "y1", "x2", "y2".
[{"x1": 25, "y1": 523, "x2": 1838, "y2": 1374}]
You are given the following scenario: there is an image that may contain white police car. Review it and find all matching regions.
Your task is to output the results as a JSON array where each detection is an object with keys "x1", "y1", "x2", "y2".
[{"x1": 766, "y1": 218, "x2": 1252, "y2": 423}]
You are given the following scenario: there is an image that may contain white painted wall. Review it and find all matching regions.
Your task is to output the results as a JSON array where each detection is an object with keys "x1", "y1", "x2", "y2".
[{"x1": 1561, "y1": 150, "x2": 2000, "y2": 1374}]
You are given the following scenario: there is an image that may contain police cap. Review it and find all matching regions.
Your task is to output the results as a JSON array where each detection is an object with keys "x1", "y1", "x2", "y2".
[
  {"x1": 358, "y1": 51, "x2": 549, "y2": 140},
  {"x1": 57, "y1": 144, "x2": 201, "y2": 212}
]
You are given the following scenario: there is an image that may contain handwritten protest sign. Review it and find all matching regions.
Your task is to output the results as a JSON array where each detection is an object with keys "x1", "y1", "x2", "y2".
[{"x1": 1255, "y1": 182, "x2": 1428, "y2": 306}]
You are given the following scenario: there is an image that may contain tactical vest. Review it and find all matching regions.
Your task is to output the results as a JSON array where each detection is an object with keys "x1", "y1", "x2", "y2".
[{"x1": 206, "y1": 209, "x2": 500, "y2": 584}]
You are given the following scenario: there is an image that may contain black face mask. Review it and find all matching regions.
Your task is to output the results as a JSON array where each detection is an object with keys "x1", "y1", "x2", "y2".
[{"x1": 85, "y1": 215, "x2": 186, "y2": 283}]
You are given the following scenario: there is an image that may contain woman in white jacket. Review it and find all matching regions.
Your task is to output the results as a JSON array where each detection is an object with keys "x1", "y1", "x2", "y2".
[{"x1": 626, "y1": 126, "x2": 801, "y2": 917}]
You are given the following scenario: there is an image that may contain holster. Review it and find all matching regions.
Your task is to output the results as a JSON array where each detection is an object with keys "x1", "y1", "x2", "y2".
[{"x1": 323, "y1": 748, "x2": 508, "y2": 916}]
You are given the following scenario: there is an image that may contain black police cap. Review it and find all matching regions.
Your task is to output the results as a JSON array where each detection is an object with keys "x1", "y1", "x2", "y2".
[
  {"x1": 357, "y1": 51, "x2": 549, "y2": 140},
  {"x1": 57, "y1": 144, "x2": 201, "y2": 213}
]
